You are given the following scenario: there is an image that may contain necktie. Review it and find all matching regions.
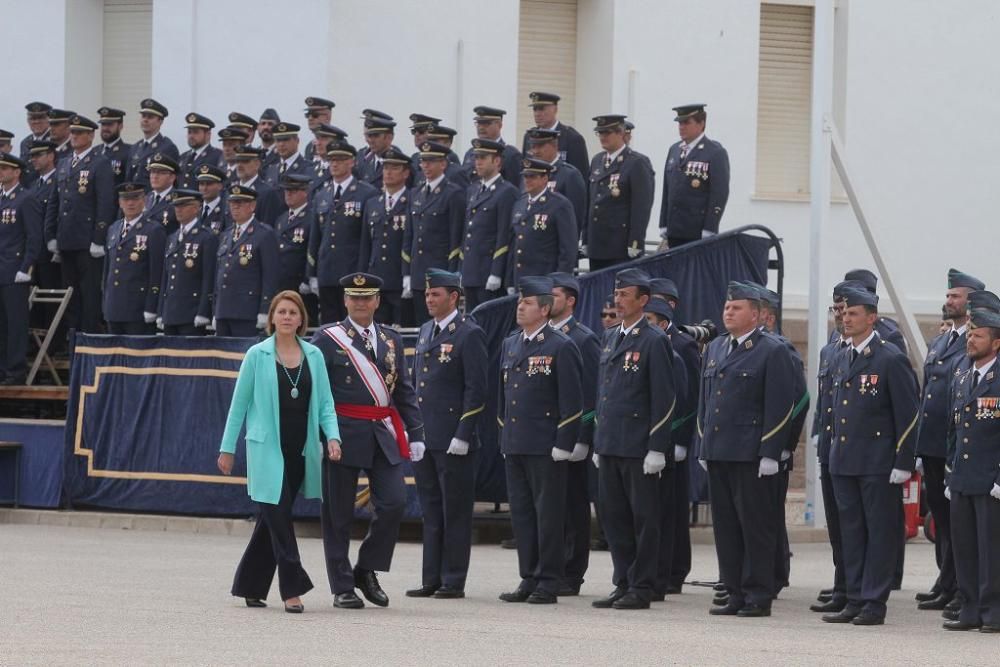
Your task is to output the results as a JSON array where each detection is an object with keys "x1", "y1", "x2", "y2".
[
  {"x1": 202, "y1": 204, "x2": 210, "y2": 220},
  {"x1": 71, "y1": 155, "x2": 79, "y2": 169},
  {"x1": 729, "y1": 338, "x2": 739, "y2": 356},
  {"x1": 333, "y1": 184, "x2": 343, "y2": 204},
  {"x1": 479, "y1": 183, "x2": 487, "y2": 195},
  {"x1": 424, "y1": 184, "x2": 432, "y2": 197},
  {"x1": 152, "y1": 194, "x2": 160, "y2": 207},
  {"x1": 615, "y1": 329, "x2": 627, "y2": 350},
  {"x1": 851, "y1": 349, "x2": 859, "y2": 364},
  {"x1": 680, "y1": 144, "x2": 690, "y2": 161},
  {"x1": 972, "y1": 370, "x2": 981, "y2": 389},
  {"x1": 947, "y1": 330, "x2": 959, "y2": 348},
  {"x1": 603, "y1": 155, "x2": 611, "y2": 170},
  {"x1": 279, "y1": 162, "x2": 287, "y2": 175},
  {"x1": 841, "y1": 340, "x2": 850, "y2": 349},
  {"x1": 432, "y1": 323, "x2": 441, "y2": 338}
]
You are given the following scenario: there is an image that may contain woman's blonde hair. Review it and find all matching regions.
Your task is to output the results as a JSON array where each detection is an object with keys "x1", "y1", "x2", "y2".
[{"x1": 266, "y1": 290, "x2": 309, "y2": 336}]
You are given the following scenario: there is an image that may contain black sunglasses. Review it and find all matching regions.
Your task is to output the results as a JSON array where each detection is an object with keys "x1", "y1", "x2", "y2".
[{"x1": 600, "y1": 311, "x2": 617, "y2": 319}]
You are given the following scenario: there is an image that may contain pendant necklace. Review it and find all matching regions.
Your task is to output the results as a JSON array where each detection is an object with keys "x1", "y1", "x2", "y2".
[{"x1": 276, "y1": 347, "x2": 303, "y2": 399}]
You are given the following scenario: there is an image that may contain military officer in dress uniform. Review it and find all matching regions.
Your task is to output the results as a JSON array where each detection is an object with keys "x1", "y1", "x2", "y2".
[
  {"x1": 424, "y1": 126, "x2": 469, "y2": 190},
  {"x1": 44, "y1": 115, "x2": 115, "y2": 333},
  {"x1": 308, "y1": 124, "x2": 348, "y2": 192},
  {"x1": 46, "y1": 109, "x2": 74, "y2": 165},
  {"x1": 829, "y1": 269, "x2": 907, "y2": 354},
  {"x1": 310, "y1": 272, "x2": 425, "y2": 609},
  {"x1": 95, "y1": 107, "x2": 131, "y2": 188},
  {"x1": 0, "y1": 131, "x2": 11, "y2": 154},
  {"x1": 195, "y1": 165, "x2": 229, "y2": 234},
  {"x1": 462, "y1": 107, "x2": 522, "y2": 186},
  {"x1": 459, "y1": 139, "x2": 518, "y2": 310},
  {"x1": 590, "y1": 269, "x2": 676, "y2": 610},
  {"x1": 125, "y1": 99, "x2": 179, "y2": 189},
  {"x1": 0, "y1": 153, "x2": 43, "y2": 385},
  {"x1": 27, "y1": 141, "x2": 62, "y2": 321},
  {"x1": 522, "y1": 92, "x2": 590, "y2": 180},
  {"x1": 272, "y1": 175, "x2": 314, "y2": 296},
  {"x1": 302, "y1": 97, "x2": 335, "y2": 162},
  {"x1": 406, "y1": 269, "x2": 488, "y2": 599},
  {"x1": 912, "y1": 269, "x2": 986, "y2": 611},
  {"x1": 408, "y1": 113, "x2": 441, "y2": 170},
  {"x1": 102, "y1": 182, "x2": 165, "y2": 335},
  {"x1": 212, "y1": 184, "x2": 279, "y2": 337},
  {"x1": 822, "y1": 286, "x2": 918, "y2": 626},
  {"x1": 227, "y1": 112, "x2": 258, "y2": 146},
  {"x1": 698, "y1": 282, "x2": 798, "y2": 618},
  {"x1": 943, "y1": 309, "x2": 1000, "y2": 632},
  {"x1": 19, "y1": 102, "x2": 53, "y2": 187},
  {"x1": 658, "y1": 104, "x2": 730, "y2": 249},
  {"x1": 506, "y1": 159, "x2": 577, "y2": 288},
  {"x1": 233, "y1": 145, "x2": 283, "y2": 226},
  {"x1": 177, "y1": 113, "x2": 222, "y2": 190},
  {"x1": 145, "y1": 154, "x2": 179, "y2": 234},
  {"x1": 403, "y1": 142, "x2": 465, "y2": 324},
  {"x1": 256, "y1": 109, "x2": 282, "y2": 174},
  {"x1": 547, "y1": 272, "x2": 601, "y2": 596},
  {"x1": 308, "y1": 141, "x2": 377, "y2": 325},
  {"x1": 526, "y1": 128, "x2": 587, "y2": 237},
  {"x1": 584, "y1": 115, "x2": 655, "y2": 270},
  {"x1": 360, "y1": 147, "x2": 411, "y2": 326},
  {"x1": 497, "y1": 275, "x2": 583, "y2": 604},
  {"x1": 218, "y1": 126, "x2": 250, "y2": 183},
  {"x1": 264, "y1": 123, "x2": 312, "y2": 188},
  {"x1": 158, "y1": 189, "x2": 217, "y2": 336},
  {"x1": 356, "y1": 116, "x2": 402, "y2": 191}
]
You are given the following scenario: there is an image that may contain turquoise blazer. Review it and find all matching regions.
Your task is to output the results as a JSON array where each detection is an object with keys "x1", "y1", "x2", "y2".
[{"x1": 219, "y1": 336, "x2": 341, "y2": 505}]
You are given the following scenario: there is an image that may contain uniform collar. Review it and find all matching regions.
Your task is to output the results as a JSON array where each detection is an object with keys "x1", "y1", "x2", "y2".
[
  {"x1": 480, "y1": 173, "x2": 502, "y2": 190},
  {"x1": 434, "y1": 309, "x2": 459, "y2": 331},
  {"x1": 40, "y1": 168, "x2": 56, "y2": 182},
  {"x1": 550, "y1": 315, "x2": 573, "y2": 330},
  {"x1": 852, "y1": 330, "x2": 877, "y2": 355},
  {"x1": 239, "y1": 175, "x2": 259, "y2": 189},
  {"x1": 950, "y1": 323, "x2": 968, "y2": 337},
  {"x1": 333, "y1": 174, "x2": 354, "y2": 190},
  {"x1": 606, "y1": 144, "x2": 627, "y2": 162},
  {"x1": 73, "y1": 145, "x2": 95, "y2": 161},
  {"x1": 973, "y1": 356, "x2": 997, "y2": 378},
  {"x1": 523, "y1": 323, "x2": 547, "y2": 342},
  {"x1": 103, "y1": 137, "x2": 123, "y2": 149},
  {"x1": 347, "y1": 317, "x2": 377, "y2": 340},
  {"x1": 619, "y1": 315, "x2": 644, "y2": 337},
  {"x1": 283, "y1": 153, "x2": 301, "y2": 169},
  {"x1": 288, "y1": 203, "x2": 308, "y2": 218},
  {"x1": 426, "y1": 174, "x2": 445, "y2": 192},
  {"x1": 681, "y1": 133, "x2": 705, "y2": 152}
]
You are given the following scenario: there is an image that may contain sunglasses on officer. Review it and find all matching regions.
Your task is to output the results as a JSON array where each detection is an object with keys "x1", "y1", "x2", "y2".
[{"x1": 601, "y1": 310, "x2": 617, "y2": 320}]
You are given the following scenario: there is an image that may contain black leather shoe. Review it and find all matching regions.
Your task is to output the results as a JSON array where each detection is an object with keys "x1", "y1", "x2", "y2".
[
  {"x1": 613, "y1": 592, "x2": 650, "y2": 610},
  {"x1": 914, "y1": 589, "x2": 939, "y2": 602},
  {"x1": 709, "y1": 603, "x2": 743, "y2": 616},
  {"x1": 810, "y1": 598, "x2": 847, "y2": 613},
  {"x1": 979, "y1": 624, "x2": 1000, "y2": 633},
  {"x1": 712, "y1": 596, "x2": 730, "y2": 607},
  {"x1": 816, "y1": 591, "x2": 833, "y2": 603},
  {"x1": 405, "y1": 584, "x2": 440, "y2": 598},
  {"x1": 433, "y1": 585, "x2": 465, "y2": 599},
  {"x1": 945, "y1": 598, "x2": 962, "y2": 612},
  {"x1": 851, "y1": 611, "x2": 885, "y2": 626},
  {"x1": 714, "y1": 590, "x2": 729, "y2": 600},
  {"x1": 557, "y1": 581, "x2": 581, "y2": 596},
  {"x1": 917, "y1": 593, "x2": 952, "y2": 610},
  {"x1": 822, "y1": 607, "x2": 861, "y2": 623},
  {"x1": 526, "y1": 590, "x2": 558, "y2": 604},
  {"x1": 499, "y1": 587, "x2": 533, "y2": 603},
  {"x1": 737, "y1": 604, "x2": 771, "y2": 618},
  {"x1": 284, "y1": 603, "x2": 304, "y2": 614},
  {"x1": 333, "y1": 591, "x2": 365, "y2": 609},
  {"x1": 244, "y1": 597, "x2": 267, "y2": 608},
  {"x1": 942, "y1": 609, "x2": 960, "y2": 621},
  {"x1": 943, "y1": 620, "x2": 981, "y2": 631},
  {"x1": 592, "y1": 588, "x2": 627, "y2": 608},
  {"x1": 500, "y1": 538, "x2": 517, "y2": 549},
  {"x1": 354, "y1": 569, "x2": 389, "y2": 607}
]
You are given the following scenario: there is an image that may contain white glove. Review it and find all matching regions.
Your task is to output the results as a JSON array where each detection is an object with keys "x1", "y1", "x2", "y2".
[
  {"x1": 89, "y1": 242, "x2": 106, "y2": 258},
  {"x1": 309, "y1": 277, "x2": 319, "y2": 295},
  {"x1": 256, "y1": 313, "x2": 268, "y2": 330},
  {"x1": 143, "y1": 311, "x2": 157, "y2": 324},
  {"x1": 568, "y1": 443, "x2": 589, "y2": 462},
  {"x1": 14, "y1": 271, "x2": 31, "y2": 284},
  {"x1": 51, "y1": 252, "x2": 61, "y2": 264},
  {"x1": 915, "y1": 457, "x2": 924, "y2": 474},
  {"x1": 780, "y1": 450, "x2": 792, "y2": 461},
  {"x1": 701, "y1": 229, "x2": 717, "y2": 239},
  {"x1": 591, "y1": 453, "x2": 600, "y2": 469},
  {"x1": 506, "y1": 286, "x2": 516, "y2": 296},
  {"x1": 551, "y1": 446, "x2": 572, "y2": 462},
  {"x1": 446, "y1": 438, "x2": 469, "y2": 456},
  {"x1": 298, "y1": 282, "x2": 311, "y2": 295},
  {"x1": 209, "y1": 317, "x2": 217, "y2": 331},
  {"x1": 758, "y1": 457, "x2": 779, "y2": 477},
  {"x1": 410, "y1": 441, "x2": 425, "y2": 462},
  {"x1": 155, "y1": 317, "x2": 163, "y2": 330},
  {"x1": 402, "y1": 275, "x2": 412, "y2": 296},
  {"x1": 674, "y1": 445, "x2": 688, "y2": 462},
  {"x1": 643, "y1": 451, "x2": 666, "y2": 475},
  {"x1": 580, "y1": 245, "x2": 588, "y2": 255},
  {"x1": 698, "y1": 459, "x2": 708, "y2": 471},
  {"x1": 47, "y1": 239, "x2": 58, "y2": 253},
  {"x1": 194, "y1": 315, "x2": 210, "y2": 328},
  {"x1": 811, "y1": 434, "x2": 818, "y2": 446},
  {"x1": 944, "y1": 486, "x2": 952, "y2": 501},
  {"x1": 991, "y1": 484, "x2": 1000, "y2": 501},
  {"x1": 486, "y1": 274, "x2": 502, "y2": 292},
  {"x1": 627, "y1": 246, "x2": 642, "y2": 259},
  {"x1": 889, "y1": 468, "x2": 912, "y2": 485}
]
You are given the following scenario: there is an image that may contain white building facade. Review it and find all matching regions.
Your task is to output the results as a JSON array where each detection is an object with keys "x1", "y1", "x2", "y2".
[{"x1": 6, "y1": 0, "x2": 997, "y2": 314}]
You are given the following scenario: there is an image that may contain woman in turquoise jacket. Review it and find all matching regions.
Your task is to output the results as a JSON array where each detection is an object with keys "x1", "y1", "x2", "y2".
[{"x1": 218, "y1": 290, "x2": 341, "y2": 613}]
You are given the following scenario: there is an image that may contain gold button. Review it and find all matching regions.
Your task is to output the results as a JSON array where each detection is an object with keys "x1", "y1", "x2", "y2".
[
  {"x1": 842, "y1": 400, "x2": 848, "y2": 405},
  {"x1": 840, "y1": 436, "x2": 846, "y2": 442}
]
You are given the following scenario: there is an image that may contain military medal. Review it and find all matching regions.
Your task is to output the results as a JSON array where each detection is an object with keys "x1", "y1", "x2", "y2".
[
  {"x1": 439, "y1": 343, "x2": 453, "y2": 363},
  {"x1": 609, "y1": 173, "x2": 621, "y2": 198},
  {"x1": 77, "y1": 170, "x2": 89, "y2": 194},
  {"x1": 691, "y1": 178, "x2": 701, "y2": 188},
  {"x1": 239, "y1": 243, "x2": 253, "y2": 266},
  {"x1": 129, "y1": 252, "x2": 140, "y2": 262},
  {"x1": 533, "y1": 213, "x2": 548, "y2": 231}
]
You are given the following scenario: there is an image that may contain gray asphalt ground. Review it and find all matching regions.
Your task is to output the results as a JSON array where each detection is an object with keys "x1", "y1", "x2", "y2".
[{"x1": 0, "y1": 524, "x2": 993, "y2": 665}]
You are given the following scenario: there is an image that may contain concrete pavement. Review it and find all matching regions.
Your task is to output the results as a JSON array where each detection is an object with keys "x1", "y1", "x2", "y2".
[{"x1": 0, "y1": 523, "x2": 992, "y2": 665}]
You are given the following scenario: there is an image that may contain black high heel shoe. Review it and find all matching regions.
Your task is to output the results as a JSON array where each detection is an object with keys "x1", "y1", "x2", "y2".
[{"x1": 244, "y1": 598, "x2": 267, "y2": 608}]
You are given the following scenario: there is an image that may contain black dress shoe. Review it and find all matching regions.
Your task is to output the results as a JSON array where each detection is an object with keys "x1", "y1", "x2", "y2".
[
  {"x1": 943, "y1": 619, "x2": 981, "y2": 631},
  {"x1": 526, "y1": 590, "x2": 558, "y2": 604},
  {"x1": 334, "y1": 592, "x2": 365, "y2": 609},
  {"x1": 244, "y1": 597, "x2": 267, "y2": 608},
  {"x1": 713, "y1": 583, "x2": 727, "y2": 592},
  {"x1": 712, "y1": 596, "x2": 730, "y2": 607},
  {"x1": 914, "y1": 589, "x2": 940, "y2": 602},
  {"x1": 822, "y1": 607, "x2": 861, "y2": 623},
  {"x1": 405, "y1": 584, "x2": 440, "y2": 598},
  {"x1": 499, "y1": 587, "x2": 533, "y2": 603},
  {"x1": 810, "y1": 598, "x2": 847, "y2": 613},
  {"x1": 284, "y1": 603, "x2": 304, "y2": 614},
  {"x1": 945, "y1": 597, "x2": 962, "y2": 612},
  {"x1": 592, "y1": 588, "x2": 627, "y2": 608},
  {"x1": 500, "y1": 538, "x2": 518, "y2": 549},
  {"x1": 433, "y1": 585, "x2": 465, "y2": 599},
  {"x1": 816, "y1": 591, "x2": 833, "y2": 603},
  {"x1": 979, "y1": 624, "x2": 1000, "y2": 633},
  {"x1": 737, "y1": 603, "x2": 771, "y2": 618},
  {"x1": 613, "y1": 592, "x2": 650, "y2": 610},
  {"x1": 942, "y1": 609, "x2": 960, "y2": 621},
  {"x1": 917, "y1": 593, "x2": 953, "y2": 611},
  {"x1": 714, "y1": 590, "x2": 729, "y2": 600},
  {"x1": 851, "y1": 611, "x2": 885, "y2": 626},
  {"x1": 354, "y1": 569, "x2": 389, "y2": 607},
  {"x1": 557, "y1": 582, "x2": 581, "y2": 596},
  {"x1": 709, "y1": 603, "x2": 743, "y2": 616}
]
